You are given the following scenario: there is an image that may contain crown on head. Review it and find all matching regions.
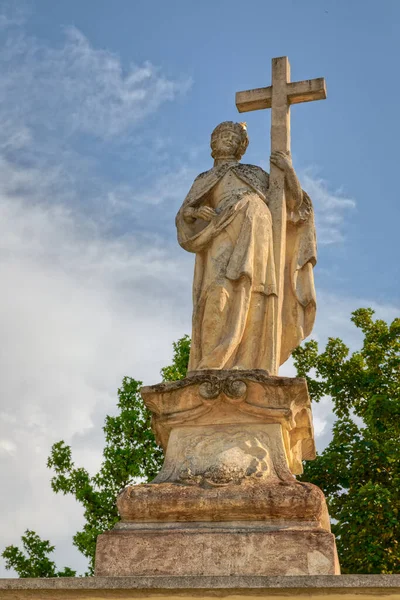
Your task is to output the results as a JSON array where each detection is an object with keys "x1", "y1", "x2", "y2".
[{"x1": 210, "y1": 121, "x2": 249, "y2": 160}]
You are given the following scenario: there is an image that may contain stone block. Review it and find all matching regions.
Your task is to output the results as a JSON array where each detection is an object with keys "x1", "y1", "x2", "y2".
[
  {"x1": 117, "y1": 479, "x2": 330, "y2": 528},
  {"x1": 95, "y1": 522, "x2": 340, "y2": 577}
]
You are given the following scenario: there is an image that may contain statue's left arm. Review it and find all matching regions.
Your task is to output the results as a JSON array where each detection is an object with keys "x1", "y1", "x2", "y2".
[
  {"x1": 270, "y1": 151, "x2": 302, "y2": 212},
  {"x1": 269, "y1": 151, "x2": 317, "y2": 366}
]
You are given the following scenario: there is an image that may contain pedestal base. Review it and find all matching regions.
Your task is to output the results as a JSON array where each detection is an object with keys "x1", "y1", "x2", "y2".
[
  {"x1": 95, "y1": 522, "x2": 340, "y2": 576},
  {"x1": 95, "y1": 372, "x2": 340, "y2": 577}
]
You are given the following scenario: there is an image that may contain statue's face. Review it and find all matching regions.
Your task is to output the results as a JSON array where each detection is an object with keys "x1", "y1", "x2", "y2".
[{"x1": 212, "y1": 129, "x2": 241, "y2": 158}]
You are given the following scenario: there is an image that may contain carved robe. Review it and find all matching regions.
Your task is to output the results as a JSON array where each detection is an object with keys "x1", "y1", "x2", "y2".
[{"x1": 176, "y1": 162, "x2": 316, "y2": 373}]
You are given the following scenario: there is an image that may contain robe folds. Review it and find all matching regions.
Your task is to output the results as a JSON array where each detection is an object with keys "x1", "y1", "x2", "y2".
[{"x1": 176, "y1": 162, "x2": 317, "y2": 373}]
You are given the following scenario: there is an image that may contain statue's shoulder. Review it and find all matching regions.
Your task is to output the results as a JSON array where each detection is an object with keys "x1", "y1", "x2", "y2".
[
  {"x1": 236, "y1": 163, "x2": 269, "y2": 191},
  {"x1": 190, "y1": 167, "x2": 218, "y2": 188},
  {"x1": 238, "y1": 163, "x2": 266, "y2": 172},
  {"x1": 183, "y1": 167, "x2": 219, "y2": 206},
  {"x1": 237, "y1": 163, "x2": 269, "y2": 177},
  {"x1": 194, "y1": 168, "x2": 213, "y2": 181}
]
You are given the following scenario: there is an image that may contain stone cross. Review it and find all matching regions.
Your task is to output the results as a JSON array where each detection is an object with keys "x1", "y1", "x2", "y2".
[{"x1": 236, "y1": 56, "x2": 326, "y2": 374}]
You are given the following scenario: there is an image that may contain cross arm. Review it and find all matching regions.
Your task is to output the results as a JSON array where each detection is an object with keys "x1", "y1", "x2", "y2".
[
  {"x1": 236, "y1": 77, "x2": 326, "y2": 113},
  {"x1": 288, "y1": 77, "x2": 326, "y2": 105}
]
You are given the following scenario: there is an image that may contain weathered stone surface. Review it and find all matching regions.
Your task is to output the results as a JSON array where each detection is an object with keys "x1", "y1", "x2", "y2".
[
  {"x1": 141, "y1": 370, "x2": 315, "y2": 476},
  {"x1": 1, "y1": 574, "x2": 400, "y2": 599},
  {"x1": 117, "y1": 479, "x2": 330, "y2": 529},
  {"x1": 99, "y1": 370, "x2": 339, "y2": 577},
  {"x1": 151, "y1": 423, "x2": 297, "y2": 484},
  {"x1": 236, "y1": 77, "x2": 326, "y2": 113},
  {"x1": 95, "y1": 525, "x2": 340, "y2": 577},
  {"x1": 176, "y1": 113, "x2": 318, "y2": 375}
]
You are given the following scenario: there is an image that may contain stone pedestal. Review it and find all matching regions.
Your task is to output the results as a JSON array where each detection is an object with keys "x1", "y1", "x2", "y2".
[{"x1": 95, "y1": 370, "x2": 340, "y2": 576}]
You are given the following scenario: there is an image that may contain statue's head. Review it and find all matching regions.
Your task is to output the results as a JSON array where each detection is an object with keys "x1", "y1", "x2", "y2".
[{"x1": 210, "y1": 121, "x2": 249, "y2": 161}]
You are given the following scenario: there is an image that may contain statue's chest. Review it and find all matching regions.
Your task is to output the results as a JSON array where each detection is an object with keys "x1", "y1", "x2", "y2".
[{"x1": 210, "y1": 170, "x2": 251, "y2": 209}]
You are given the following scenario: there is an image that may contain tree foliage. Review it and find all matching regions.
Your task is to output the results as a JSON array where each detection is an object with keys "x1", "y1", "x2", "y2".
[
  {"x1": 293, "y1": 308, "x2": 400, "y2": 573},
  {"x1": 1, "y1": 530, "x2": 76, "y2": 578},
  {"x1": 160, "y1": 334, "x2": 190, "y2": 382}
]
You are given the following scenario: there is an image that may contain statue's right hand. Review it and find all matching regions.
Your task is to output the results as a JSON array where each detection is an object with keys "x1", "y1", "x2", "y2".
[{"x1": 196, "y1": 206, "x2": 217, "y2": 221}]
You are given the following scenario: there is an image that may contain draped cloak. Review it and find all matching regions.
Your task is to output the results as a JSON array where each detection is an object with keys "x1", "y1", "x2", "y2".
[{"x1": 176, "y1": 162, "x2": 317, "y2": 372}]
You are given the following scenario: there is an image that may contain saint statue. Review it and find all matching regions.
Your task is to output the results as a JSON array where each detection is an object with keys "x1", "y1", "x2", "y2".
[{"x1": 176, "y1": 121, "x2": 316, "y2": 373}]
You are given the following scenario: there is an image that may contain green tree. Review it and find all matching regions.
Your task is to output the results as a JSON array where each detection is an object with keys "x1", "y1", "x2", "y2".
[
  {"x1": 46, "y1": 377, "x2": 164, "y2": 574},
  {"x1": 160, "y1": 334, "x2": 190, "y2": 382},
  {"x1": 2, "y1": 338, "x2": 189, "y2": 577},
  {"x1": 1, "y1": 530, "x2": 76, "y2": 578},
  {"x1": 293, "y1": 308, "x2": 400, "y2": 574}
]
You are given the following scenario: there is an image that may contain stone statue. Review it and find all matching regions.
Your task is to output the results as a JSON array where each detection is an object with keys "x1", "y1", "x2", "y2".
[
  {"x1": 95, "y1": 57, "x2": 340, "y2": 579},
  {"x1": 176, "y1": 121, "x2": 316, "y2": 373}
]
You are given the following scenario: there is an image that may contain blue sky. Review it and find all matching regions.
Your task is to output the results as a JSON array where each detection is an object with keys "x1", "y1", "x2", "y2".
[
  {"x1": 0, "y1": 0, "x2": 399, "y2": 576},
  {"x1": 13, "y1": 0, "x2": 400, "y2": 300}
]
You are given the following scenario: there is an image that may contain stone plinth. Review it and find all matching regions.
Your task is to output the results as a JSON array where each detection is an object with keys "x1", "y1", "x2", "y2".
[
  {"x1": 96, "y1": 523, "x2": 338, "y2": 577},
  {"x1": 95, "y1": 371, "x2": 339, "y2": 577},
  {"x1": 1, "y1": 575, "x2": 400, "y2": 600}
]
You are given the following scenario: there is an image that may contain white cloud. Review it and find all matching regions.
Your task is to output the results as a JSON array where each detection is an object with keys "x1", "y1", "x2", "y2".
[
  {"x1": 0, "y1": 439, "x2": 17, "y2": 455},
  {"x1": 313, "y1": 290, "x2": 399, "y2": 348},
  {"x1": 0, "y1": 25, "x2": 191, "y2": 140},
  {"x1": 0, "y1": 2, "x2": 26, "y2": 29},
  {"x1": 0, "y1": 17, "x2": 195, "y2": 577},
  {"x1": 0, "y1": 180, "x2": 193, "y2": 577},
  {"x1": 301, "y1": 170, "x2": 356, "y2": 244},
  {"x1": 133, "y1": 165, "x2": 197, "y2": 206}
]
